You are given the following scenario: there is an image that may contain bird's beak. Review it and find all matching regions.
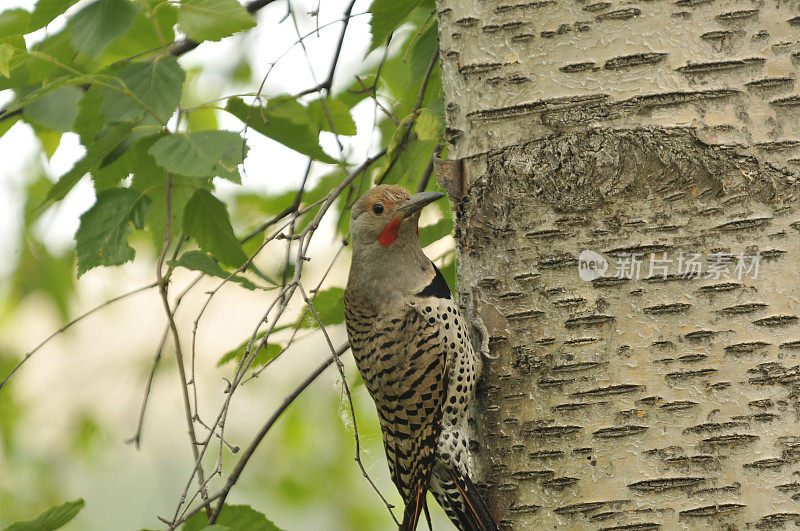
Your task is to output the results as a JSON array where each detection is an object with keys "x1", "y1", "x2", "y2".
[{"x1": 394, "y1": 191, "x2": 445, "y2": 220}]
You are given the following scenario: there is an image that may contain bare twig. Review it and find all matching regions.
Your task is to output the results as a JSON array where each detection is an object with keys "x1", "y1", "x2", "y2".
[
  {"x1": 293, "y1": 0, "x2": 357, "y2": 97},
  {"x1": 175, "y1": 350, "x2": 341, "y2": 526},
  {"x1": 414, "y1": 44, "x2": 439, "y2": 112},
  {"x1": 354, "y1": 76, "x2": 398, "y2": 124},
  {"x1": 156, "y1": 174, "x2": 212, "y2": 519},
  {"x1": 241, "y1": 159, "x2": 312, "y2": 244},
  {"x1": 127, "y1": 272, "x2": 204, "y2": 448},
  {"x1": 126, "y1": 325, "x2": 168, "y2": 449},
  {"x1": 375, "y1": 45, "x2": 440, "y2": 185},
  {"x1": 166, "y1": 149, "x2": 387, "y2": 527},
  {"x1": 0, "y1": 282, "x2": 158, "y2": 394},
  {"x1": 402, "y1": 11, "x2": 436, "y2": 64},
  {"x1": 416, "y1": 144, "x2": 442, "y2": 193},
  {"x1": 248, "y1": 242, "x2": 346, "y2": 382}
]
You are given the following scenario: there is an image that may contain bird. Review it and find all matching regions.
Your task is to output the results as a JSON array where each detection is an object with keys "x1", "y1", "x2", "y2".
[{"x1": 344, "y1": 184, "x2": 498, "y2": 531}]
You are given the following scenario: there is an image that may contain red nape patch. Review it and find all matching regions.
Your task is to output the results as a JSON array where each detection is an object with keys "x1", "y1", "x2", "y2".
[{"x1": 378, "y1": 216, "x2": 403, "y2": 246}]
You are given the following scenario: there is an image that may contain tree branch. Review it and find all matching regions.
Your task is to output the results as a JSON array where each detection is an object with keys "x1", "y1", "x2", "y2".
[
  {"x1": 0, "y1": 282, "x2": 158, "y2": 394},
  {"x1": 204, "y1": 346, "x2": 344, "y2": 524},
  {"x1": 127, "y1": 272, "x2": 204, "y2": 448},
  {"x1": 157, "y1": 174, "x2": 212, "y2": 519},
  {"x1": 293, "y1": 0, "x2": 357, "y2": 97}
]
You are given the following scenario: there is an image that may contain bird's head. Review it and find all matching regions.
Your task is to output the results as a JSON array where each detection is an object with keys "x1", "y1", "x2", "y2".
[{"x1": 349, "y1": 185, "x2": 444, "y2": 251}]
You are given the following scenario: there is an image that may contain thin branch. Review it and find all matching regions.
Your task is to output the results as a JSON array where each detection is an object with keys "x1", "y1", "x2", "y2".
[
  {"x1": 127, "y1": 272, "x2": 204, "y2": 448},
  {"x1": 240, "y1": 159, "x2": 312, "y2": 244},
  {"x1": 126, "y1": 325, "x2": 168, "y2": 449},
  {"x1": 416, "y1": 144, "x2": 442, "y2": 193},
  {"x1": 175, "y1": 350, "x2": 341, "y2": 527},
  {"x1": 354, "y1": 76, "x2": 398, "y2": 124},
  {"x1": 169, "y1": 149, "x2": 386, "y2": 526},
  {"x1": 414, "y1": 44, "x2": 439, "y2": 112},
  {"x1": 401, "y1": 11, "x2": 435, "y2": 64},
  {"x1": 248, "y1": 242, "x2": 346, "y2": 382},
  {"x1": 293, "y1": 0, "x2": 357, "y2": 97},
  {"x1": 0, "y1": 282, "x2": 158, "y2": 393},
  {"x1": 285, "y1": 3, "x2": 347, "y2": 157},
  {"x1": 375, "y1": 46, "x2": 440, "y2": 185},
  {"x1": 167, "y1": 283, "x2": 297, "y2": 529},
  {"x1": 156, "y1": 174, "x2": 212, "y2": 519}
]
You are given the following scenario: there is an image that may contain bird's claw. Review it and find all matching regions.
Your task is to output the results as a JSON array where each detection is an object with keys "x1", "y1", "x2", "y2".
[{"x1": 472, "y1": 316, "x2": 498, "y2": 360}]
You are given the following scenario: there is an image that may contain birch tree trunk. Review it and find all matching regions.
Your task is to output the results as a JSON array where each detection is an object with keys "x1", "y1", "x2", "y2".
[{"x1": 435, "y1": 0, "x2": 800, "y2": 528}]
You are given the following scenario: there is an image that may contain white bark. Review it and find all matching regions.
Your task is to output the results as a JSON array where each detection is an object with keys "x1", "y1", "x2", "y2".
[{"x1": 436, "y1": 0, "x2": 800, "y2": 528}]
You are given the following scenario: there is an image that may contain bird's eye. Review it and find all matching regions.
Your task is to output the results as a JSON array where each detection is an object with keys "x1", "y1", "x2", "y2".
[{"x1": 372, "y1": 203, "x2": 384, "y2": 215}]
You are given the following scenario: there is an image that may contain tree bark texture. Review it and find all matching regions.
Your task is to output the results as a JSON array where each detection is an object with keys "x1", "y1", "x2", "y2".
[{"x1": 435, "y1": 0, "x2": 800, "y2": 529}]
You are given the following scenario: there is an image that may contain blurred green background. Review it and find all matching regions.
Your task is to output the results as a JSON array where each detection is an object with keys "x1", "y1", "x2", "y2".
[{"x1": 0, "y1": 0, "x2": 453, "y2": 528}]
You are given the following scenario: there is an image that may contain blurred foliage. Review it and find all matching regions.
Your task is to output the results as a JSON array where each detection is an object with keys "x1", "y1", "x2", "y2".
[
  {"x1": 3, "y1": 499, "x2": 85, "y2": 531},
  {"x1": 217, "y1": 367, "x2": 450, "y2": 530},
  {"x1": 0, "y1": 0, "x2": 456, "y2": 528}
]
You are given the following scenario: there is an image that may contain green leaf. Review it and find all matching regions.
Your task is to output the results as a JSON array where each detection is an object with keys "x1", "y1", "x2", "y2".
[
  {"x1": 183, "y1": 67, "x2": 220, "y2": 132},
  {"x1": 74, "y1": 85, "x2": 105, "y2": 145},
  {"x1": 183, "y1": 189, "x2": 247, "y2": 267},
  {"x1": 183, "y1": 504, "x2": 283, "y2": 531},
  {"x1": 0, "y1": 112, "x2": 19, "y2": 137},
  {"x1": 369, "y1": 0, "x2": 422, "y2": 51},
  {"x1": 169, "y1": 250, "x2": 256, "y2": 290},
  {"x1": 225, "y1": 97, "x2": 336, "y2": 164},
  {"x1": 105, "y1": 0, "x2": 177, "y2": 58},
  {"x1": 130, "y1": 135, "x2": 208, "y2": 250},
  {"x1": 33, "y1": 126, "x2": 62, "y2": 159},
  {"x1": 3, "y1": 499, "x2": 85, "y2": 531},
  {"x1": 217, "y1": 337, "x2": 281, "y2": 368},
  {"x1": 102, "y1": 55, "x2": 185, "y2": 123},
  {"x1": 178, "y1": 0, "x2": 256, "y2": 43},
  {"x1": 45, "y1": 122, "x2": 134, "y2": 204},
  {"x1": 0, "y1": 42, "x2": 16, "y2": 76},
  {"x1": 12, "y1": 236, "x2": 76, "y2": 321},
  {"x1": 149, "y1": 131, "x2": 247, "y2": 183},
  {"x1": 3, "y1": 75, "x2": 84, "y2": 115},
  {"x1": 307, "y1": 98, "x2": 356, "y2": 136},
  {"x1": 414, "y1": 107, "x2": 443, "y2": 143},
  {"x1": 75, "y1": 187, "x2": 151, "y2": 275},
  {"x1": 29, "y1": 0, "x2": 80, "y2": 31},
  {"x1": 0, "y1": 9, "x2": 30, "y2": 39},
  {"x1": 299, "y1": 287, "x2": 345, "y2": 328},
  {"x1": 375, "y1": 110, "x2": 440, "y2": 186},
  {"x1": 334, "y1": 76, "x2": 372, "y2": 109},
  {"x1": 91, "y1": 142, "x2": 135, "y2": 191},
  {"x1": 419, "y1": 217, "x2": 453, "y2": 247},
  {"x1": 186, "y1": 107, "x2": 218, "y2": 132},
  {"x1": 67, "y1": 0, "x2": 138, "y2": 57},
  {"x1": 23, "y1": 86, "x2": 82, "y2": 131},
  {"x1": 409, "y1": 21, "x2": 438, "y2": 84},
  {"x1": 24, "y1": 29, "x2": 81, "y2": 84}
]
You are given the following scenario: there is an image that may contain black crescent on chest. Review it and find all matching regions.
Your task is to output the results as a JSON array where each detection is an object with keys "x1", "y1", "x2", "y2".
[{"x1": 416, "y1": 262, "x2": 452, "y2": 300}]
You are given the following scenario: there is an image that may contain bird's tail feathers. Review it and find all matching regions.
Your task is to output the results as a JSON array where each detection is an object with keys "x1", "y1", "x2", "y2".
[
  {"x1": 400, "y1": 483, "x2": 427, "y2": 531},
  {"x1": 445, "y1": 468, "x2": 498, "y2": 531}
]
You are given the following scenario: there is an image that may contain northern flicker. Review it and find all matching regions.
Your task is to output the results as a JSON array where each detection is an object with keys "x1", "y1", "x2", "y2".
[{"x1": 344, "y1": 185, "x2": 497, "y2": 531}]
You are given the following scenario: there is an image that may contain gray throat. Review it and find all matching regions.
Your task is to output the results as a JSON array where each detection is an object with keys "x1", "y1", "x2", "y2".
[{"x1": 347, "y1": 236, "x2": 434, "y2": 313}]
